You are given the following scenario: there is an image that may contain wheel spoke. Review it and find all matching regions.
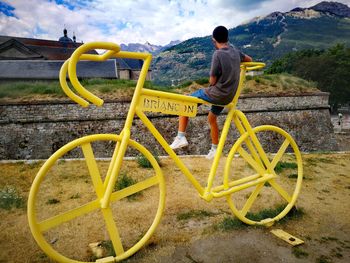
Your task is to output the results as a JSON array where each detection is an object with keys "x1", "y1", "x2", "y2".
[
  {"x1": 271, "y1": 139, "x2": 290, "y2": 169},
  {"x1": 238, "y1": 147, "x2": 265, "y2": 175},
  {"x1": 39, "y1": 199, "x2": 101, "y2": 232},
  {"x1": 82, "y1": 142, "x2": 126, "y2": 255},
  {"x1": 268, "y1": 179, "x2": 292, "y2": 202},
  {"x1": 243, "y1": 137, "x2": 265, "y2": 168},
  {"x1": 101, "y1": 208, "x2": 124, "y2": 255},
  {"x1": 224, "y1": 125, "x2": 302, "y2": 225},
  {"x1": 240, "y1": 183, "x2": 265, "y2": 216},
  {"x1": 247, "y1": 130, "x2": 276, "y2": 175},
  {"x1": 81, "y1": 143, "x2": 104, "y2": 198},
  {"x1": 29, "y1": 134, "x2": 167, "y2": 262},
  {"x1": 234, "y1": 116, "x2": 264, "y2": 168},
  {"x1": 110, "y1": 175, "x2": 159, "y2": 202}
]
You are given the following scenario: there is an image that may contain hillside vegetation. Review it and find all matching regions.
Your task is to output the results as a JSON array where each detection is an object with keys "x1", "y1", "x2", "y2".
[
  {"x1": 267, "y1": 44, "x2": 350, "y2": 105},
  {"x1": 0, "y1": 79, "x2": 168, "y2": 102},
  {"x1": 175, "y1": 74, "x2": 319, "y2": 96},
  {"x1": 0, "y1": 74, "x2": 319, "y2": 103}
]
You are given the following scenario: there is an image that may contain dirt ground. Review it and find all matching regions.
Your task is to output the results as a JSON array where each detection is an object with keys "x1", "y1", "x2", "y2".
[{"x1": 0, "y1": 149, "x2": 349, "y2": 263}]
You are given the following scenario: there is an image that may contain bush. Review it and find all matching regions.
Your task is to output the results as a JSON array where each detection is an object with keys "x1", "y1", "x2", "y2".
[
  {"x1": 267, "y1": 44, "x2": 350, "y2": 105},
  {"x1": 137, "y1": 152, "x2": 160, "y2": 168},
  {"x1": 274, "y1": 161, "x2": 298, "y2": 173},
  {"x1": 114, "y1": 172, "x2": 137, "y2": 190},
  {"x1": 46, "y1": 198, "x2": 60, "y2": 205},
  {"x1": 0, "y1": 186, "x2": 25, "y2": 210},
  {"x1": 114, "y1": 172, "x2": 141, "y2": 200},
  {"x1": 216, "y1": 216, "x2": 246, "y2": 230}
]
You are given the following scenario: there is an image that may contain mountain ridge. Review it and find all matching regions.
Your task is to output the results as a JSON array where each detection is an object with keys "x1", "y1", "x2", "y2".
[
  {"x1": 120, "y1": 40, "x2": 181, "y2": 55},
  {"x1": 152, "y1": 1, "x2": 350, "y2": 85}
]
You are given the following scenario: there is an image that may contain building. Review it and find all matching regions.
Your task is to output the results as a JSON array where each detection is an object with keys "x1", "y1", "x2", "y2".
[
  {"x1": 0, "y1": 29, "x2": 88, "y2": 61},
  {"x1": 0, "y1": 29, "x2": 151, "y2": 81}
]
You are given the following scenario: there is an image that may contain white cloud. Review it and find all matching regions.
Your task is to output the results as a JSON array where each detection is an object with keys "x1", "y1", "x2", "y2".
[{"x1": 0, "y1": 0, "x2": 350, "y2": 46}]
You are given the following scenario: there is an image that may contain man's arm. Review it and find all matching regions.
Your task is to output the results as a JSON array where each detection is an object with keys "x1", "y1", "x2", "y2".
[
  {"x1": 242, "y1": 54, "x2": 253, "y2": 62},
  {"x1": 209, "y1": 75, "x2": 217, "y2": 86}
]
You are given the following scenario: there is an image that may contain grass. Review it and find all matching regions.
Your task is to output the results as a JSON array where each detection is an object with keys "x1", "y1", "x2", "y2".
[
  {"x1": 46, "y1": 198, "x2": 60, "y2": 205},
  {"x1": 288, "y1": 173, "x2": 298, "y2": 179},
  {"x1": 306, "y1": 157, "x2": 336, "y2": 166},
  {"x1": 247, "y1": 205, "x2": 304, "y2": 222},
  {"x1": 0, "y1": 152, "x2": 349, "y2": 263},
  {"x1": 0, "y1": 185, "x2": 25, "y2": 210},
  {"x1": 98, "y1": 240, "x2": 116, "y2": 258},
  {"x1": 243, "y1": 73, "x2": 319, "y2": 95},
  {"x1": 70, "y1": 193, "x2": 81, "y2": 199},
  {"x1": 136, "y1": 152, "x2": 161, "y2": 168},
  {"x1": 0, "y1": 73, "x2": 319, "y2": 102},
  {"x1": 193, "y1": 77, "x2": 209, "y2": 85},
  {"x1": 88, "y1": 240, "x2": 116, "y2": 261},
  {"x1": 320, "y1": 236, "x2": 339, "y2": 243},
  {"x1": 216, "y1": 205, "x2": 304, "y2": 231},
  {"x1": 177, "y1": 209, "x2": 215, "y2": 221},
  {"x1": 246, "y1": 204, "x2": 286, "y2": 221},
  {"x1": 316, "y1": 255, "x2": 332, "y2": 263},
  {"x1": 0, "y1": 81, "x2": 64, "y2": 98},
  {"x1": 216, "y1": 216, "x2": 246, "y2": 230},
  {"x1": 292, "y1": 247, "x2": 309, "y2": 258},
  {"x1": 274, "y1": 161, "x2": 298, "y2": 173},
  {"x1": 177, "y1": 80, "x2": 193, "y2": 89},
  {"x1": 114, "y1": 171, "x2": 141, "y2": 200},
  {"x1": 0, "y1": 79, "x2": 172, "y2": 100}
]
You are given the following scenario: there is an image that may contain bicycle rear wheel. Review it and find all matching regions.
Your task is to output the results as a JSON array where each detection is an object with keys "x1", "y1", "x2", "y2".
[
  {"x1": 223, "y1": 125, "x2": 303, "y2": 226},
  {"x1": 28, "y1": 134, "x2": 166, "y2": 262}
]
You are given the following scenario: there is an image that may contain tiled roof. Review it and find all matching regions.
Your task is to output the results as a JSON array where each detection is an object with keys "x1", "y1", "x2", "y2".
[
  {"x1": 0, "y1": 35, "x2": 97, "y2": 60},
  {"x1": 0, "y1": 35, "x2": 147, "y2": 71},
  {"x1": 115, "y1": 57, "x2": 143, "y2": 70}
]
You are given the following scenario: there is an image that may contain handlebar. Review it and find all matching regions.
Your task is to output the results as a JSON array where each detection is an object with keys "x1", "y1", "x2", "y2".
[
  {"x1": 241, "y1": 62, "x2": 265, "y2": 71},
  {"x1": 59, "y1": 42, "x2": 121, "y2": 107}
]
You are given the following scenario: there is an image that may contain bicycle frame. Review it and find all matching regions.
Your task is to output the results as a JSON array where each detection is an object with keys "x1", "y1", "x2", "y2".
[
  {"x1": 62, "y1": 42, "x2": 268, "y2": 208},
  {"x1": 27, "y1": 42, "x2": 302, "y2": 262}
]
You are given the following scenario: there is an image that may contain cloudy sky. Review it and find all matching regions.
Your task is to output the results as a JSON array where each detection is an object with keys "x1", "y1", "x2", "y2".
[{"x1": 1, "y1": 0, "x2": 350, "y2": 46}]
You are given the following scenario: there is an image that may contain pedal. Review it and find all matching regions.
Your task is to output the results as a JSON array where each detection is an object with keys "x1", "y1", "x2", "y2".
[{"x1": 271, "y1": 229, "x2": 304, "y2": 246}]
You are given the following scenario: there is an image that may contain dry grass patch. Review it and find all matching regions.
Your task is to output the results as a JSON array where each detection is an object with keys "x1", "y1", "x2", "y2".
[
  {"x1": 0, "y1": 152, "x2": 349, "y2": 262},
  {"x1": 243, "y1": 74, "x2": 320, "y2": 95}
]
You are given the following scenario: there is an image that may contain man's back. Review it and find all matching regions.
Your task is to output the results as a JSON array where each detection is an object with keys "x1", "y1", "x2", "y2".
[{"x1": 206, "y1": 45, "x2": 245, "y2": 105}]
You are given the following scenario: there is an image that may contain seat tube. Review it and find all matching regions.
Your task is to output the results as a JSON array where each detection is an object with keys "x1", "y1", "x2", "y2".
[
  {"x1": 100, "y1": 128, "x2": 131, "y2": 209},
  {"x1": 205, "y1": 108, "x2": 235, "y2": 193}
]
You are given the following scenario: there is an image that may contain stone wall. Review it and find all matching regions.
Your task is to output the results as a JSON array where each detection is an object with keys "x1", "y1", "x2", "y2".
[{"x1": 0, "y1": 92, "x2": 338, "y2": 160}]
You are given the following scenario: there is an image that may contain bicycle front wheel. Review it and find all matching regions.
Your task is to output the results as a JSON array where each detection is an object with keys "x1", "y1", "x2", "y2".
[
  {"x1": 223, "y1": 125, "x2": 303, "y2": 226},
  {"x1": 28, "y1": 134, "x2": 166, "y2": 262}
]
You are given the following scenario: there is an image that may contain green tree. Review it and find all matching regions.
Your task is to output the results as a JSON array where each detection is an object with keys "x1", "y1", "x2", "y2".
[{"x1": 267, "y1": 44, "x2": 350, "y2": 106}]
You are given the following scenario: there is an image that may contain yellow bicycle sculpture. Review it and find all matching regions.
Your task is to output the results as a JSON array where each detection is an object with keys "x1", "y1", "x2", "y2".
[{"x1": 28, "y1": 42, "x2": 303, "y2": 263}]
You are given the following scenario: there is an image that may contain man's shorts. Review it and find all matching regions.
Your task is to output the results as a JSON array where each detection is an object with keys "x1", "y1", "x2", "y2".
[{"x1": 190, "y1": 89, "x2": 225, "y2": 116}]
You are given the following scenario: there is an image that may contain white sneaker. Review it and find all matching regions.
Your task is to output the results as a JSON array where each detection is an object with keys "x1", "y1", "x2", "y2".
[
  {"x1": 206, "y1": 148, "x2": 217, "y2": 159},
  {"x1": 170, "y1": 136, "x2": 188, "y2": 150}
]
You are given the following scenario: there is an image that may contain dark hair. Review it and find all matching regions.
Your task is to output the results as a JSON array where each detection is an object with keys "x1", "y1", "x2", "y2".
[{"x1": 212, "y1": 26, "x2": 228, "y2": 43}]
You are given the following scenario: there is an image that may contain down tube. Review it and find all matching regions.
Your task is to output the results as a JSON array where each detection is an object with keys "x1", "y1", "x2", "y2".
[{"x1": 136, "y1": 109, "x2": 205, "y2": 196}]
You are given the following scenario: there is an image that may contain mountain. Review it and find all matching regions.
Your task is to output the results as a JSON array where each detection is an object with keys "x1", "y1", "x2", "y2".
[
  {"x1": 152, "y1": 1, "x2": 350, "y2": 85},
  {"x1": 309, "y1": 1, "x2": 350, "y2": 17},
  {"x1": 120, "y1": 40, "x2": 180, "y2": 55}
]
